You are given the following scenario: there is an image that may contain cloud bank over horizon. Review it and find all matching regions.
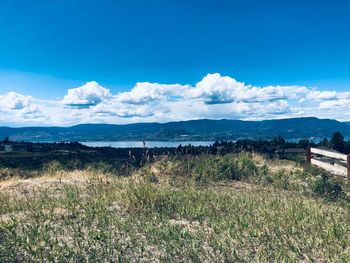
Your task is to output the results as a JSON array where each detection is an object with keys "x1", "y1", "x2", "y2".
[{"x1": 1, "y1": 73, "x2": 350, "y2": 126}]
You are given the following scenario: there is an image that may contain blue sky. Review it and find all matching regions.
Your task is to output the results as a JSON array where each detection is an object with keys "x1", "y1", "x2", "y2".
[{"x1": 0, "y1": 0, "x2": 350, "y2": 125}]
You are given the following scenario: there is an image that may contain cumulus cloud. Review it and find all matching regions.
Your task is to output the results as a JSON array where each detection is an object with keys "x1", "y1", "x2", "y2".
[
  {"x1": 0, "y1": 92, "x2": 45, "y2": 125},
  {"x1": 0, "y1": 92, "x2": 32, "y2": 110},
  {"x1": 1, "y1": 73, "x2": 350, "y2": 126},
  {"x1": 185, "y1": 74, "x2": 308, "y2": 104},
  {"x1": 91, "y1": 103, "x2": 155, "y2": 118},
  {"x1": 188, "y1": 73, "x2": 247, "y2": 104},
  {"x1": 62, "y1": 81, "x2": 112, "y2": 107},
  {"x1": 116, "y1": 82, "x2": 188, "y2": 104},
  {"x1": 319, "y1": 99, "x2": 350, "y2": 109},
  {"x1": 307, "y1": 90, "x2": 338, "y2": 101}
]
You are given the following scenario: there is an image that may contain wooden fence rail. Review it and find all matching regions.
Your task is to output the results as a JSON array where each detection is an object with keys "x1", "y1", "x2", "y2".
[{"x1": 307, "y1": 147, "x2": 350, "y2": 181}]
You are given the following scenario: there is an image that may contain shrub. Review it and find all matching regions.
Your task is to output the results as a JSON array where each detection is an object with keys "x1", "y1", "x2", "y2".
[
  {"x1": 0, "y1": 168, "x2": 34, "y2": 180},
  {"x1": 42, "y1": 160, "x2": 64, "y2": 175},
  {"x1": 312, "y1": 174, "x2": 346, "y2": 201},
  {"x1": 87, "y1": 161, "x2": 117, "y2": 174},
  {"x1": 236, "y1": 154, "x2": 260, "y2": 180},
  {"x1": 144, "y1": 171, "x2": 159, "y2": 183},
  {"x1": 271, "y1": 170, "x2": 290, "y2": 190},
  {"x1": 124, "y1": 181, "x2": 171, "y2": 213},
  {"x1": 192, "y1": 153, "x2": 260, "y2": 182},
  {"x1": 193, "y1": 156, "x2": 235, "y2": 182}
]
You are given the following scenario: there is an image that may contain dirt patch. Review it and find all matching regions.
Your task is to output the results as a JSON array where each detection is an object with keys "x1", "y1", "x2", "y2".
[{"x1": 0, "y1": 170, "x2": 103, "y2": 198}]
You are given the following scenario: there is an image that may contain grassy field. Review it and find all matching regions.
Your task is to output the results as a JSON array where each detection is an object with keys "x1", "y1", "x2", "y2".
[{"x1": 1, "y1": 153, "x2": 350, "y2": 262}]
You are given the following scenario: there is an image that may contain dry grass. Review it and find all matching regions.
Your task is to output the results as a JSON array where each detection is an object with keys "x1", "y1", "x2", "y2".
[
  {"x1": 1, "y1": 154, "x2": 350, "y2": 262},
  {"x1": 251, "y1": 152, "x2": 300, "y2": 173},
  {"x1": 0, "y1": 170, "x2": 119, "y2": 201}
]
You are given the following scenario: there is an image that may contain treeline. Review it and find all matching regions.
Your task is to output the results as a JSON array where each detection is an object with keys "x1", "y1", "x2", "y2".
[
  {"x1": 176, "y1": 131, "x2": 350, "y2": 156},
  {"x1": 0, "y1": 131, "x2": 349, "y2": 171},
  {"x1": 317, "y1": 132, "x2": 350, "y2": 154},
  {"x1": 175, "y1": 136, "x2": 305, "y2": 156}
]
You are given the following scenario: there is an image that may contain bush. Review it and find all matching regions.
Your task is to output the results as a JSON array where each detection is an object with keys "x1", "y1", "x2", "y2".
[
  {"x1": 0, "y1": 168, "x2": 34, "y2": 180},
  {"x1": 312, "y1": 174, "x2": 346, "y2": 201},
  {"x1": 192, "y1": 153, "x2": 260, "y2": 182},
  {"x1": 193, "y1": 156, "x2": 236, "y2": 182},
  {"x1": 42, "y1": 160, "x2": 64, "y2": 175},
  {"x1": 155, "y1": 153, "x2": 263, "y2": 184},
  {"x1": 87, "y1": 161, "x2": 117, "y2": 174},
  {"x1": 274, "y1": 170, "x2": 290, "y2": 190},
  {"x1": 124, "y1": 181, "x2": 171, "y2": 213},
  {"x1": 144, "y1": 171, "x2": 159, "y2": 183}
]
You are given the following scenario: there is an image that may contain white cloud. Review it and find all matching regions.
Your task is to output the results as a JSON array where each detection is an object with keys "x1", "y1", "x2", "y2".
[
  {"x1": 188, "y1": 73, "x2": 247, "y2": 104},
  {"x1": 0, "y1": 92, "x2": 32, "y2": 110},
  {"x1": 0, "y1": 92, "x2": 46, "y2": 125},
  {"x1": 91, "y1": 103, "x2": 155, "y2": 118},
  {"x1": 1, "y1": 73, "x2": 350, "y2": 126},
  {"x1": 307, "y1": 90, "x2": 337, "y2": 101},
  {"x1": 62, "y1": 81, "x2": 112, "y2": 107},
  {"x1": 186, "y1": 74, "x2": 309, "y2": 104},
  {"x1": 319, "y1": 99, "x2": 350, "y2": 109},
  {"x1": 116, "y1": 82, "x2": 188, "y2": 104}
]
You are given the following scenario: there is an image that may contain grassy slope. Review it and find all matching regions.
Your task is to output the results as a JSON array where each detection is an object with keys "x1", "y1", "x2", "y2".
[{"x1": 1, "y1": 154, "x2": 350, "y2": 262}]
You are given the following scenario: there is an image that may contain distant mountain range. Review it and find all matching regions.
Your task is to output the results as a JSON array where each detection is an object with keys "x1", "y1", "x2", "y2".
[{"x1": 1, "y1": 117, "x2": 350, "y2": 142}]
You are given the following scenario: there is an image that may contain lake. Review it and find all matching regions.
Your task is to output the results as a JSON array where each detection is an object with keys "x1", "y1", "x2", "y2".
[{"x1": 80, "y1": 141, "x2": 214, "y2": 148}]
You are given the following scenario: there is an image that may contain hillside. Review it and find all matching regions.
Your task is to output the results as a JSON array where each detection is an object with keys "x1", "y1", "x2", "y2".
[
  {"x1": 1, "y1": 117, "x2": 350, "y2": 142},
  {"x1": 1, "y1": 154, "x2": 350, "y2": 261}
]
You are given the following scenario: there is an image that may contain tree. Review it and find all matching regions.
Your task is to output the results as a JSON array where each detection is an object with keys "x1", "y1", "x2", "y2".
[
  {"x1": 320, "y1": 138, "x2": 329, "y2": 148},
  {"x1": 330, "y1": 132, "x2": 345, "y2": 153},
  {"x1": 272, "y1": 136, "x2": 285, "y2": 147},
  {"x1": 298, "y1": 139, "x2": 310, "y2": 149},
  {"x1": 344, "y1": 140, "x2": 350, "y2": 155}
]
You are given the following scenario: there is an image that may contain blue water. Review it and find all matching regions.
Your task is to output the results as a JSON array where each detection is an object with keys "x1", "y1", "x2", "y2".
[{"x1": 80, "y1": 141, "x2": 214, "y2": 148}]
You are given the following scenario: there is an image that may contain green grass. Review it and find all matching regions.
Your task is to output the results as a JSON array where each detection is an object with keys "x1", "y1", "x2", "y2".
[{"x1": 1, "y1": 154, "x2": 350, "y2": 262}]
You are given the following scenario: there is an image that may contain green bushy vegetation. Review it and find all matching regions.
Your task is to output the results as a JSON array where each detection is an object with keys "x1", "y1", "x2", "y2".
[
  {"x1": 153, "y1": 153, "x2": 262, "y2": 182},
  {"x1": 1, "y1": 153, "x2": 350, "y2": 262},
  {"x1": 192, "y1": 154, "x2": 260, "y2": 182},
  {"x1": 312, "y1": 174, "x2": 346, "y2": 201}
]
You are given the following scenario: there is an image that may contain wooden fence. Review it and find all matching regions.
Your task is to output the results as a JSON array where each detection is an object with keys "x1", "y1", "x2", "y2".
[{"x1": 307, "y1": 147, "x2": 350, "y2": 181}]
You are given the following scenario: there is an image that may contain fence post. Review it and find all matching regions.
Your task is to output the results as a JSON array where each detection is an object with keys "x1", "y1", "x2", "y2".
[
  {"x1": 306, "y1": 146, "x2": 311, "y2": 164},
  {"x1": 347, "y1": 154, "x2": 350, "y2": 183}
]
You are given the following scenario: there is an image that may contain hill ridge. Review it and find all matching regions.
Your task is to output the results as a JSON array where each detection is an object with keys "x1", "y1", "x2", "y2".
[{"x1": 0, "y1": 117, "x2": 349, "y2": 142}]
